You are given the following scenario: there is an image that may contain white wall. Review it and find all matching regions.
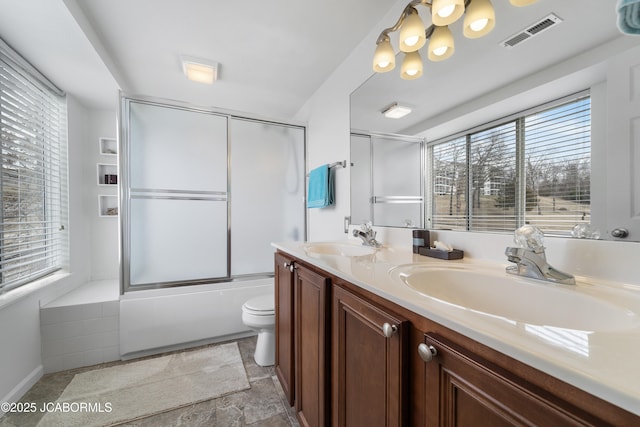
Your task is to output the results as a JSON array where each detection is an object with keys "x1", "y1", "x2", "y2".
[
  {"x1": 86, "y1": 110, "x2": 119, "y2": 281},
  {"x1": 296, "y1": 0, "x2": 409, "y2": 241}
]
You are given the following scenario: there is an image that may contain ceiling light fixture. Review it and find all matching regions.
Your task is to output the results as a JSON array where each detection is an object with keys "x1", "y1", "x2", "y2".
[
  {"x1": 382, "y1": 103, "x2": 413, "y2": 118},
  {"x1": 509, "y1": 0, "x2": 538, "y2": 6},
  {"x1": 181, "y1": 55, "x2": 218, "y2": 84},
  {"x1": 372, "y1": 0, "x2": 538, "y2": 80}
]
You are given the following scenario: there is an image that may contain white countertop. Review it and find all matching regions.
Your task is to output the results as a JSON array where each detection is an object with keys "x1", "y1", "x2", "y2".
[{"x1": 273, "y1": 240, "x2": 640, "y2": 417}]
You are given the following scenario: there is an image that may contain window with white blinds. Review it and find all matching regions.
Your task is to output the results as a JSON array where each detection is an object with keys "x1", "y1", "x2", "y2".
[
  {"x1": 431, "y1": 135, "x2": 467, "y2": 230},
  {"x1": 0, "y1": 41, "x2": 66, "y2": 293},
  {"x1": 428, "y1": 92, "x2": 590, "y2": 236},
  {"x1": 523, "y1": 96, "x2": 591, "y2": 233}
]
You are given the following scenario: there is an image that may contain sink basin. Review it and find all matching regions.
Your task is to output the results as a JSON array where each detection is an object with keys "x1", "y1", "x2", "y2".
[
  {"x1": 388, "y1": 264, "x2": 638, "y2": 332},
  {"x1": 304, "y1": 242, "x2": 377, "y2": 258}
]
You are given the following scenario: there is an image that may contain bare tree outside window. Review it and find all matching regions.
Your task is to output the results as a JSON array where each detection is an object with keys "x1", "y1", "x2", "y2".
[
  {"x1": 431, "y1": 137, "x2": 466, "y2": 230},
  {"x1": 469, "y1": 123, "x2": 516, "y2": 232}
]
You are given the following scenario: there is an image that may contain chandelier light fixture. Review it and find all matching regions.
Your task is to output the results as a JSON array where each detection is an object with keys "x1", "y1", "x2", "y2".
[{"x1": 373, "y1": 0, "x2": 538, "y2": 80}]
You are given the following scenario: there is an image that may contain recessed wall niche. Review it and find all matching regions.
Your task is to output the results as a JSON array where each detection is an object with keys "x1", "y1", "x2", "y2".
[
  {"x1": 97, "y1": 163, "x2": 117, "y2": 185},
  {"x1": 98, "y1": 195, "x2": 118, "y2": 217},
  {"x1": 99, "y1": 137, "x2": 117, "y2": 156}
]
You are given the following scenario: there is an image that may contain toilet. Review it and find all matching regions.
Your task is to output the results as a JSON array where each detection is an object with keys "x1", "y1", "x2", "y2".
[{"x1": 241, "y1": 294, "x2": 276, "y2": 366}]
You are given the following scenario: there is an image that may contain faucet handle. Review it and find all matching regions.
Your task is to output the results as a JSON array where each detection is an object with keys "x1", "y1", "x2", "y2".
[
  {"x1": 361, "y1": 221, "x2": 373, "y2": 232},
  {"x1": 514, "y1": 225, "x2": 545, "y2": 253}
]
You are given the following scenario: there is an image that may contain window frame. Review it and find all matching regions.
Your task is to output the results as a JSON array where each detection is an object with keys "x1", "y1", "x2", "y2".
[{"x1": 426, "y1": 90, "x2": 591, "y2": 237}]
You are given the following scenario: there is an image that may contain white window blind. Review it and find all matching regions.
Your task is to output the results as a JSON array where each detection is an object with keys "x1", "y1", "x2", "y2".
[
  {"x1": 430, "y1": 136, "x2": 467, "y2": 230},
  {"x1": 0, "y1": 41, "x2": 66, "y2": 293},
  {"x1": 429, "y1": 93, "x2": 590, "y2": 236},
  {"x1": 523, "y1": 96, "x2": 591, "y2": 233},
  {"x1": 469, "y1": 121, "x2": 517, "y2": 232}
]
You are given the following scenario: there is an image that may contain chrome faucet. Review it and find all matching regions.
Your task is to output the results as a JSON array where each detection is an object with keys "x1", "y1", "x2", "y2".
[
  {"x1": 505, "y1": 225, "x2": 575, "y2": 285},
  {"x1": 353, "y1": 222, "x2": 381, "y2": 247}
]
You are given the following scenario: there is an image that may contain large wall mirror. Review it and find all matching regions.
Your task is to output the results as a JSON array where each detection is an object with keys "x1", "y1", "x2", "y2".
[{"x1": 350, "y1": 1, "x2": 640, "y2": 242}]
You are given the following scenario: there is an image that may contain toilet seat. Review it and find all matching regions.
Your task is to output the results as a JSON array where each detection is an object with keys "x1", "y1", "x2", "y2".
[{"x1": 242, "y1": 294, "x2": 275, "y2": 316}]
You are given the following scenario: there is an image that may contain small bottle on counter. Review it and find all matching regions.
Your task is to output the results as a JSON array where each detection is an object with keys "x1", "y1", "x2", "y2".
[{"x1": 412, "y1": 229, "x2": 430, "y2": 254}]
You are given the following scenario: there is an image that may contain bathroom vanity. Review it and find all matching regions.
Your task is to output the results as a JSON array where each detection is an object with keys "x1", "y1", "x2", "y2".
[{"x1": 273, "y1": 241, "x2": 640, "y2": 426}]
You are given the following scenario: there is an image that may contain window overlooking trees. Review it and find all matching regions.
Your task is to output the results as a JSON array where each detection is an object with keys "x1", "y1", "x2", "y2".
[
  {"x1": 428, "y1": 92, "x2": 591, "y2": 236},
  {"x1": 1, "y1": 40, "x2": 66, "y2": 293}
]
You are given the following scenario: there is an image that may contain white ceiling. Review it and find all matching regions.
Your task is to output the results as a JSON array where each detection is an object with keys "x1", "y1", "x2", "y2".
[{"x1": 0, "y1": 0, "x2": 393, "y2": 118}]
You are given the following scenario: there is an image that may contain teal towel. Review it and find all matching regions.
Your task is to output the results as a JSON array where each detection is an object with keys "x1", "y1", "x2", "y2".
[
  {"x1": 618, "y1": 0, "x2": 640, "y2": 35},
  {"x1": 307, "y1": 164, "x2": 335, "y2": 208}
]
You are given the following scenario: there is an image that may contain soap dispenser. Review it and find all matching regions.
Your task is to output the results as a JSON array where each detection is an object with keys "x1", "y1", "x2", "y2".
[{"x1": 412, "y1": 229, "x2": 430, "y2": 253}]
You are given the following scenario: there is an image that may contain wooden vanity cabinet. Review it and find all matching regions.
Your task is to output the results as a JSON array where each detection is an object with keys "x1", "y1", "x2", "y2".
[
  {"x1": 275, "y1": 250, "x2": 640, "y2": 427},
  {"x1": 274, "y1": 251, "x2": 331, "y2": 427},
  {"x1": 274, "y1": 252, "x2": 295, "y2": 405},
  {"x1": 332, "y1": 283, "x2": 409, "y2": 427}
]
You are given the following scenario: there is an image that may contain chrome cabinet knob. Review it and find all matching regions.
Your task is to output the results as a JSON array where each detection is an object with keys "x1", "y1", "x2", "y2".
[
  {"x1": 382, "y1": 323, "x2": 398, "y2": 337},
  {"x1": 417, "y1": 343, "x2": 438, "y2": 362},
  {"x1": 283, "y1": 262, "x2": 296, "y2": 272}
]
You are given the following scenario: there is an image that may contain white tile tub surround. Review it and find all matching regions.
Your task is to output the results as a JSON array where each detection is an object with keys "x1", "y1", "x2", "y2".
[
  {"x1": 40, "y1": 278, "x2": 275, "y2": 371},
  {"x1": 40, "y1": 280, "x2": 120, "y2": 373}
]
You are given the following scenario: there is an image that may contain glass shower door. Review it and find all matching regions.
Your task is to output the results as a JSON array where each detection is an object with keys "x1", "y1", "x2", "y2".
[
  {"x1": 372, "y1": 135, "x2": 424, "y2": 227},
  {"x1": 124, "y1": 101, "x2": 229, "y2": 288},
  {"x1": 229, "y1": 118, "x2": 305, "y2": 276}
]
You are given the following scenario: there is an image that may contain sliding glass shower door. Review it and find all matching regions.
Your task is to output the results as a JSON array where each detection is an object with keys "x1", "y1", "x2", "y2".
[
  {"x1": 120, "y1": 97, "x2": 305, "y2": 291},
  {"x1": 125, "y1": 101, "x2": 229, "y2": 287},
  {"x1": 229, "y1": 118, "x2": 304, "y2": 276}
]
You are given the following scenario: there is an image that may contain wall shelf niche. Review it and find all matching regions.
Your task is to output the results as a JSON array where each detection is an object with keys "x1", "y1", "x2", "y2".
[
  {"x1": 98, "y1": 195, "x2": 118, "y2": 217},
  {"x1": 99, "y1": 137, "x2": 118, "y2": 156},
  {"x1": 97, "y1": 163, "x2": 117, "y2": 186}
]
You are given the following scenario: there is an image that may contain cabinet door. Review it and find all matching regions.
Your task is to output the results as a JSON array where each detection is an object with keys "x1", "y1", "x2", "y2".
[
  {"x1": 274, "y1": 252, "x2": 295, "y2": 406},
  {"x1": 420, "y1": 334, "x2": 593, "y2": 427},
  {"x1": 332, "y1": 285, "x2": 408, "y2": 427},
  {"x1": 295, "y1": 264, "x2": 331, "y2": 427}
]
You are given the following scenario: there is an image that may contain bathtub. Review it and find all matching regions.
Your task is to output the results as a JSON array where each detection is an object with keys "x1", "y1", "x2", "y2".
[{"x1": 119, "y1": 277, "x2": 273, "y2": 357}]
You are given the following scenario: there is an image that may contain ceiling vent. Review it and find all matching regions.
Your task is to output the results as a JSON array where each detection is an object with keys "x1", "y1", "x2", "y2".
[{"x1": 500, "y1": 13, "x2": 563, "y2": 49}]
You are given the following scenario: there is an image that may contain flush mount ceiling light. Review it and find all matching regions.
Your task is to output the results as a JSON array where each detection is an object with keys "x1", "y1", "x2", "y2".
[
  {"x1": 180, "y1": 55, "x2": 218, "y2": 84},
  {"x1": 372, "y1": 0, "x2": 538, "y2": 80},
  {"x1": 382, "y1": 103, "x2": 413, "y2": 118},
  {"x1": 509, "y1": 0, "x2": 537, "y2": 6}
]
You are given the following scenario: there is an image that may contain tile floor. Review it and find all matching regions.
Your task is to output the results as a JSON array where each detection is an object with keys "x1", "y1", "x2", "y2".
[{"x1": 0, "y1": 337, "x2": 300, "y2": 427}]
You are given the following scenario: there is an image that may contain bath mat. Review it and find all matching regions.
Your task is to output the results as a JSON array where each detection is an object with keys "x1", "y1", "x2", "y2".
[{"x1": 37, "y1": 342, "x2": 250, "y2": 427}]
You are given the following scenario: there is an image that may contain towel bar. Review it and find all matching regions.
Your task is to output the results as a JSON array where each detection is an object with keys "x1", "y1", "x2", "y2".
[{"x1": 306, "y1": 160, "x2": 346, "y2": 177}]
